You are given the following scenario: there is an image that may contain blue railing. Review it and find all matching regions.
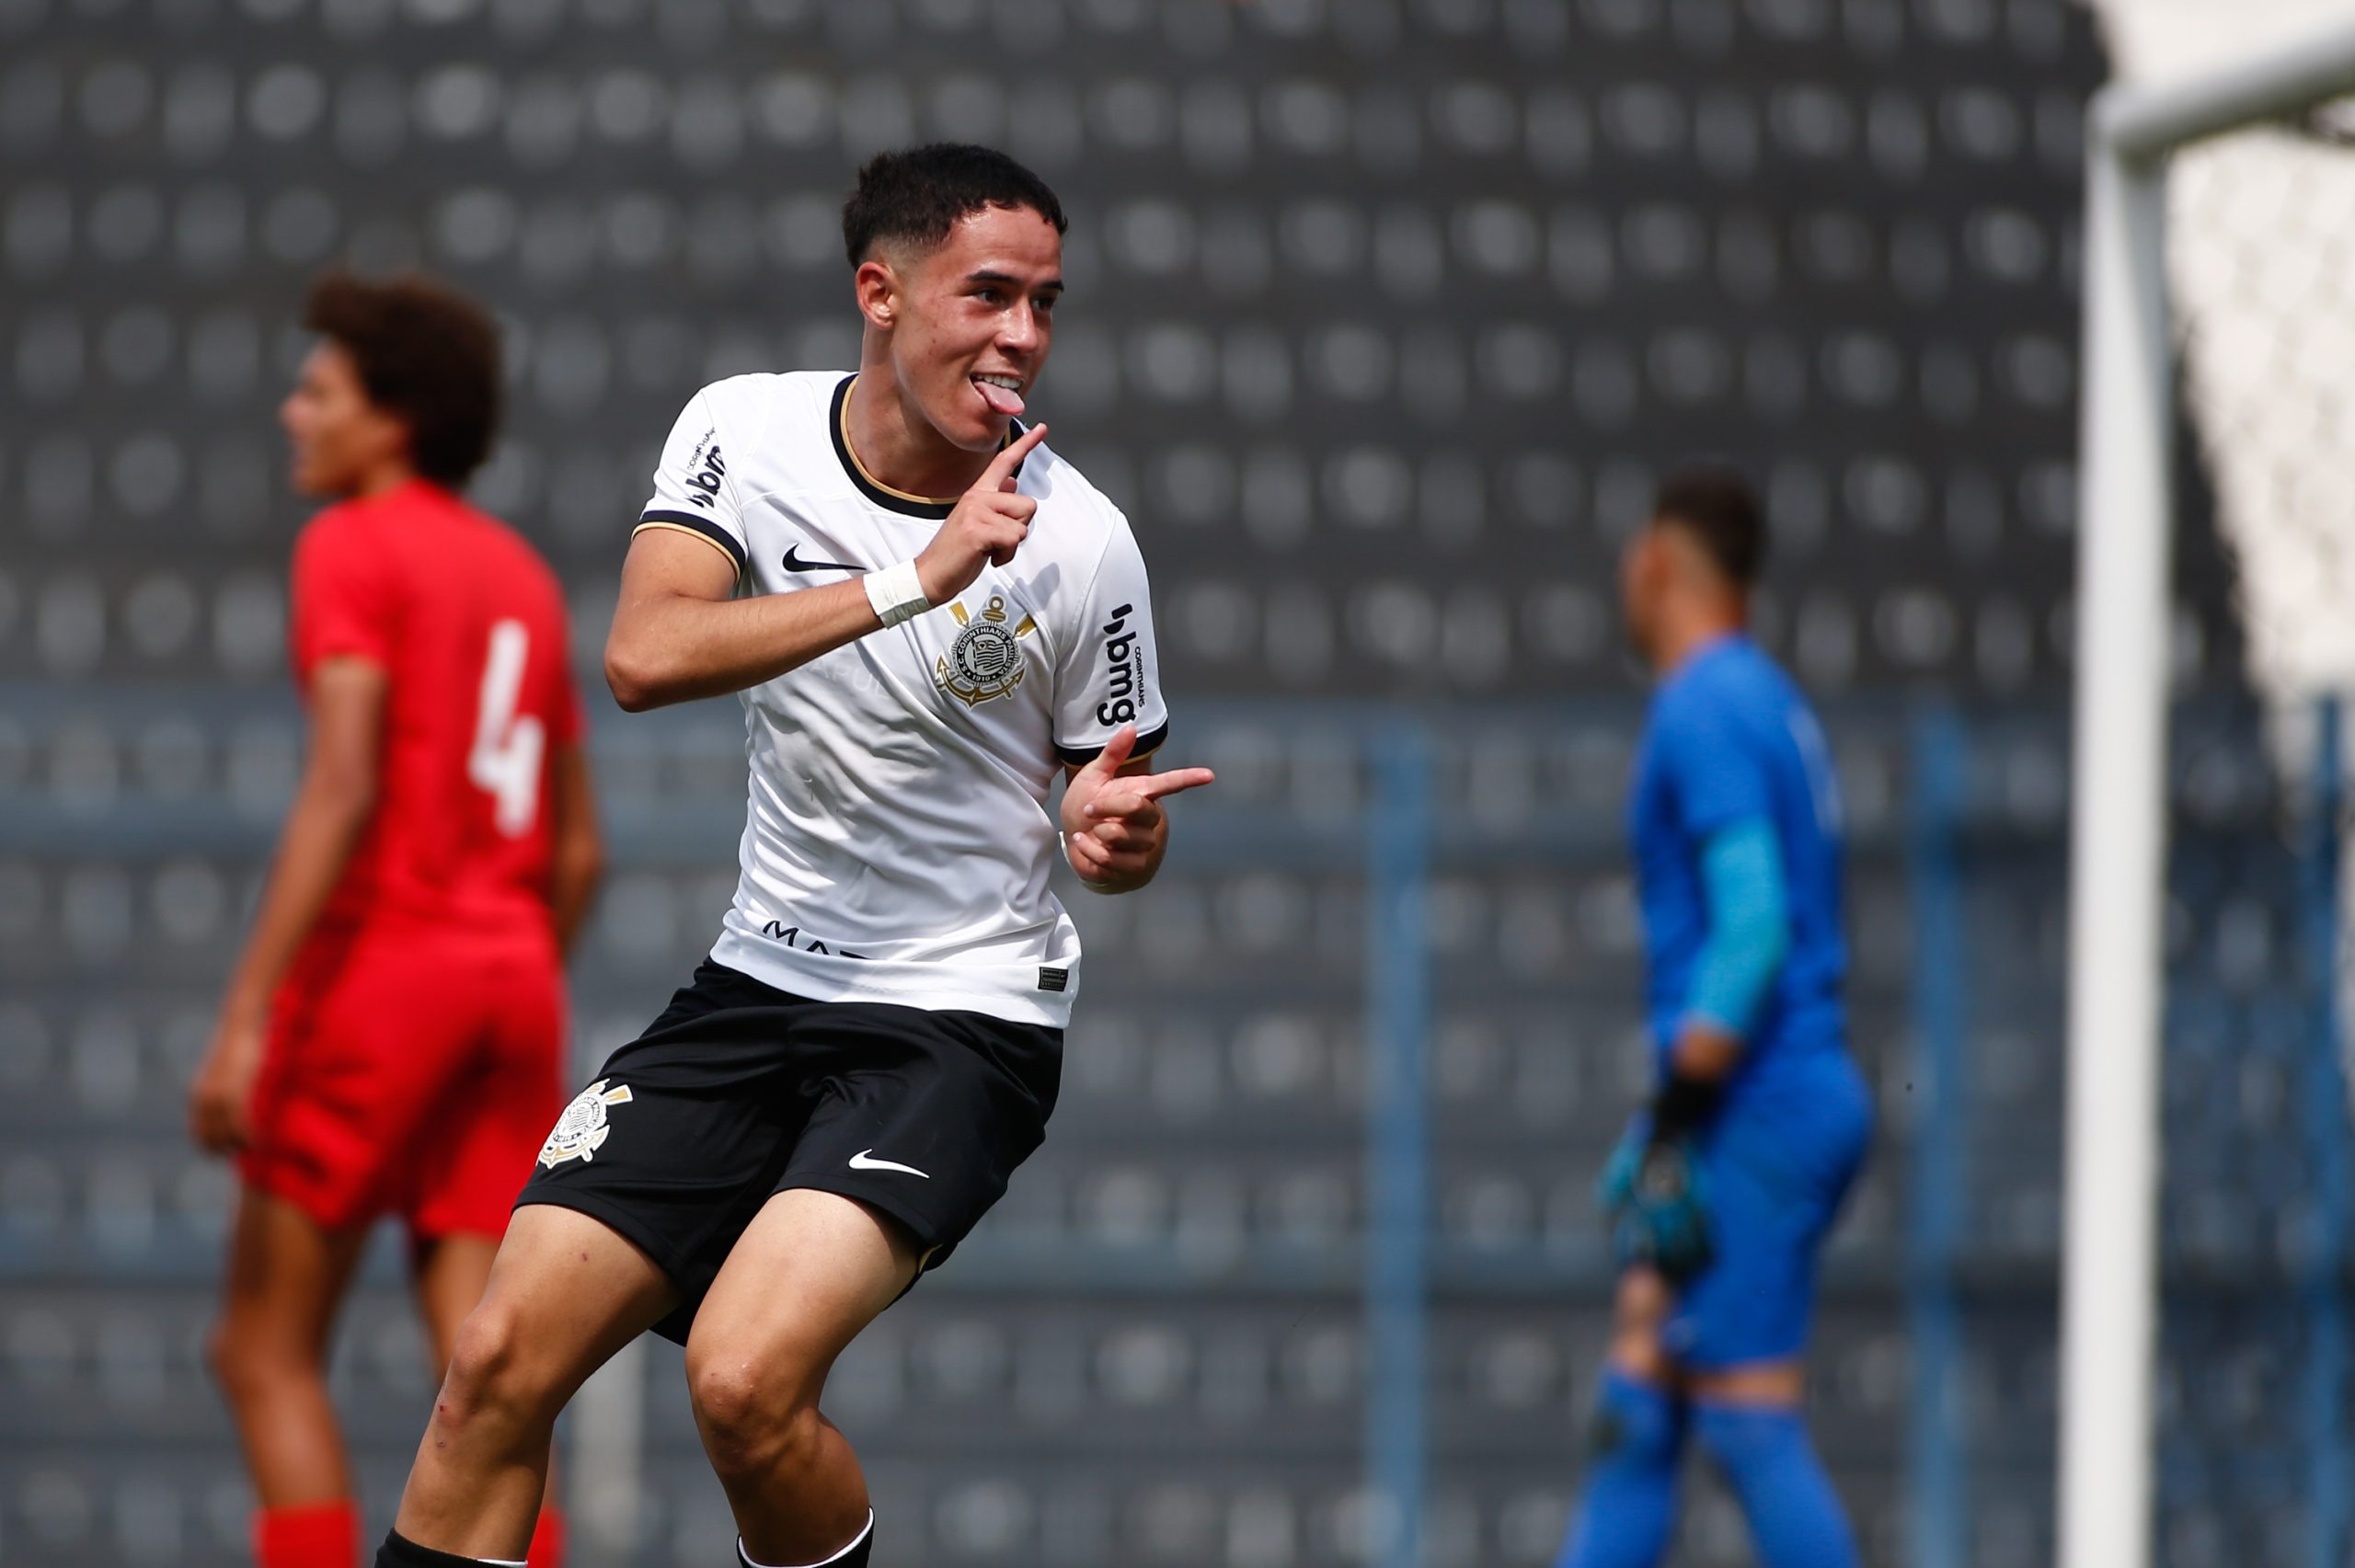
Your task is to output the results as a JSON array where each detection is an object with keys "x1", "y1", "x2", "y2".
[
  {"x1": 1906, "y1": 707, "x2": 1970, "y2": 1568},
  {"x1": 1364, "y1": 729, "x2": 1433, "y2": 1568},
  {"x1": 2301, "y1": 699, "x2": 2349, "y2": 1568}
]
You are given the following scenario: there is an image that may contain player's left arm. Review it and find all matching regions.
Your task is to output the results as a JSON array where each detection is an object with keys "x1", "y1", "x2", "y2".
[
  {"x1": 1647, "y1": 700, "x2": 1792, "y2": 1140},
  {"x1": 1060, "y1": 725, "x2": 1214, "y2": 894},
  {"x1": 1048, "y1": 515, "x2": 1211, "y2": 892},
  {"x1": 189, "y1": 657, "x2": 386, "y2": 1155},
  {"x1": 1603, "y1": 816, "x2": 1790, "y2": 1280},
  {"x1": 1664, "y1": 819, "x2": 1791, "y2": 1084}
]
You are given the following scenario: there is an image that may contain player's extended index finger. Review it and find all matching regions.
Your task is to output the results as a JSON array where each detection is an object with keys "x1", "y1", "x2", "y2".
[
  {"x1": 977, "y1": 420, "x2": 1049, "y2": 492},
  {"x1": 1132, "y1": 766, "x2": 1216, "y2": 802}
]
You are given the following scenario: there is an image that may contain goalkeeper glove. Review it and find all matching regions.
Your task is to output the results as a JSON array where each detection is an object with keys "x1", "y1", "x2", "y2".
[{"x1": 1597, "y1": 1068, "x2": 1724, "y2": 1283}]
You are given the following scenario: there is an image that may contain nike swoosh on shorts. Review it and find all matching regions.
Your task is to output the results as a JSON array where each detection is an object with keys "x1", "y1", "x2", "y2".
[{"x1": 848, "y1": 1150, "x2": 930, "y2": 1178}]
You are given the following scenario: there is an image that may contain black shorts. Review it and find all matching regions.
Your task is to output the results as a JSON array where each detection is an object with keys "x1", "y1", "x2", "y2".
[{"x1": 517, "y1": 960, "x2": 1063, "y2": 1345}]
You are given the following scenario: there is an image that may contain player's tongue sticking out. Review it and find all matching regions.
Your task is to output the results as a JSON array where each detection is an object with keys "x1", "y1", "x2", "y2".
[{"x1": 974, "y1": 375, "x2": 1026, "y2": 417}]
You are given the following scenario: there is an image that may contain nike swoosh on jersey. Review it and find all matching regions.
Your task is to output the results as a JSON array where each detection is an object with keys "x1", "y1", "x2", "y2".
[
  {"x1": 783, "y1": 544, "x2": 867, "y2": 573},
  {"x1": 848, "y1": 1150, "x2": 930, "y2": 1178}
]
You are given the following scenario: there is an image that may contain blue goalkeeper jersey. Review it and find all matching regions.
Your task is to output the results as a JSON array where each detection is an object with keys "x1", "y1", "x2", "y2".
[{"x1": 1628, "y1": 634, "x2": 1847, "y2": 1082}]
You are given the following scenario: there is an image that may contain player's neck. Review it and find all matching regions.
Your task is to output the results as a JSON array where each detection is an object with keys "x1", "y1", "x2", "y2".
[
  {"x1": 844, "y1": 369, "x2": 991, "y2": 502},
  {"x1": 1650, "y1": 604, "x2": 1745, "y2": 679},
  {"x1": 347, "y1": 459, "x2": 419, "y2": 500}
]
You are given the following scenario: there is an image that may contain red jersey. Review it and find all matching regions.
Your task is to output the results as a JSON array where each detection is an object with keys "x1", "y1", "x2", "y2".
[{"x1": 290, "y1": 478, "x2": 582, "y2": 945}]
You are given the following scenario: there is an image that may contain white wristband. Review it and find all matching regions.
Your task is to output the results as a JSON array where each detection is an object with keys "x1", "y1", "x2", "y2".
[{"x1": 863, "y1": 560, "x2": 930, "y2": 627}]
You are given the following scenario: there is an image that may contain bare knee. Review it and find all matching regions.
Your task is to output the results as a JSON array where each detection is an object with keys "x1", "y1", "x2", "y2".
[
  {"x1": 434, "y1": 1303, "x2": 564, "y2": 1441},
  {"x1": 207, "y1": 1315, "x2": 305, "y2": 1405},
  {"x1": 1688, "y1": 1360, "x2": 1806, "y2": 1408},
  {"x1": 688, "y1": 1355, "x2": 827, "y2": 1481}
]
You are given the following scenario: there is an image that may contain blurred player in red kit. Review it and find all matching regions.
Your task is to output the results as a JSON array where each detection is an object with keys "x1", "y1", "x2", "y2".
[{"x1": 187, "y1": 271, "x2": 601, "y2": 1568}]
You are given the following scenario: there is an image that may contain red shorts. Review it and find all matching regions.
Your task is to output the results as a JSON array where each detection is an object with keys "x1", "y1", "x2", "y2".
[{"x1": 240, "y1": 923, "x2": 567, "y2": 1240}]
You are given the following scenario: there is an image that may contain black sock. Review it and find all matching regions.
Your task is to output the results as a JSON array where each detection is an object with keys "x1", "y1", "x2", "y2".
[
  {"x1": 737, "y1": 1511, "x2": 874, "y2": 1568},
  {"x1": 376, "y1": 1529, "x2": 525, "y2": 1568}
]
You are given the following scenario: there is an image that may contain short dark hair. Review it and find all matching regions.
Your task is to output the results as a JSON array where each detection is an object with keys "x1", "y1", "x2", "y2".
[
  {"x1": 1652, "y1": 466, "x2": 1766, "y2": 587},
  {"x1": 302, "y1": 270, "x2": 501, "y2": 488},
  {"x1": 841, "y1": 143, "x2": 1067, "y2": 269}
]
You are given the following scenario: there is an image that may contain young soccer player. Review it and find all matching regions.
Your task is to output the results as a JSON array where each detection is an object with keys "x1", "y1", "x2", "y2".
[
  {"x1": 1556, "y1": 470, "x2": 1873, "y2": 1568},
  {"x1": 189, "y1": 272, "x2": 600, "y2": 1568},
  {"x1": 371, "y1": 143, "x2": 1212, "y2": 1568}
]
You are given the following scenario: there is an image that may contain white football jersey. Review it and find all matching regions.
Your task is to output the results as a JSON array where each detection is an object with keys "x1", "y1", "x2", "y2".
[{"x1": 634, "y1": 372, "x2": 1168, "y2": 1027}]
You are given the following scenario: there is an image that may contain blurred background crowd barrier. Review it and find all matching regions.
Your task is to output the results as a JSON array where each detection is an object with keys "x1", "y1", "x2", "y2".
[{"x1": 1, "y1": 0, "x2": 2349, "y2": 1565}]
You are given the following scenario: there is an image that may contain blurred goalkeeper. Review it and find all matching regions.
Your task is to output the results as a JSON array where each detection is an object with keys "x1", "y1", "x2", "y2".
[{"x1": 1557, "y1": 470, "x2": 1872, "y2": 1568}]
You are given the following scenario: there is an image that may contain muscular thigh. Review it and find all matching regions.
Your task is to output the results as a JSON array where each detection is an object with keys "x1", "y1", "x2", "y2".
[
  {"x1": 218, "y1": 1183, "x2": 374, "y2": 1355},
  {"x1": 465, "y1": 1205, "x2": 682, "y2": 1399},
  {"x1": 513, "y1": 966, "x2": 825, "y2": 1343},
  {"x1": 684, "y1": 1189, "x2": 923, "y2": 1402},
  {"x1": 770, "y1": 1001, "x2": 1062, "y2": 1284}
]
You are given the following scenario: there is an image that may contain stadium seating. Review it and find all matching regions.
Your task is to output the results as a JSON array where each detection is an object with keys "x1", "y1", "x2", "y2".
[{"x1": 1, "y1": 2, "x2": 2338, "y2": 1565}]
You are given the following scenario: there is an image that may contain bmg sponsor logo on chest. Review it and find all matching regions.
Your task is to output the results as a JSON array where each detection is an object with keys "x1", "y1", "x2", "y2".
[{"x1": 936, "y1": 594, "x2": 1038, "y2": 708}]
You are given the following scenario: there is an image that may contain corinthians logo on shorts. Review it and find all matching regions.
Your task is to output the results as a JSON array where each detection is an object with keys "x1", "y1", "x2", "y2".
[
  {"x1": 935, "y1": 594, "x2": 1038, "y2": 708},
  {"x1": 537, "y1": 1079, "x2": 634, "y2": 1168}
]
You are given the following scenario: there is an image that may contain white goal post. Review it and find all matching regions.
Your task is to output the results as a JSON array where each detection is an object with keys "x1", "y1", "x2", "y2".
[{"x1": 2065, "y1": 18, "x2": 2355, "y2": 1568}]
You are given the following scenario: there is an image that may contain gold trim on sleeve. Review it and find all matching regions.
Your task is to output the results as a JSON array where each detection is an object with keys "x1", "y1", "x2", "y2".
[{"x1": 632, "y1": 520, "x2": 745, "y2": 576}]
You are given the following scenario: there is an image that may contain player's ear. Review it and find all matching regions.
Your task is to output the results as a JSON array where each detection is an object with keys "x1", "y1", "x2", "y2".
[
  {"x1": 1645, "y1": 521, "x2": 1700, "y2": 590},
  {"x1": 1626, "y1": 527, "x2": 1678, "y2": 618},
  {"x1": 854, "y1": 257, "x2": 900, "y2": 332},
  {"x1": 359, "y1": 399, "x2": 414, "y2": 474}
]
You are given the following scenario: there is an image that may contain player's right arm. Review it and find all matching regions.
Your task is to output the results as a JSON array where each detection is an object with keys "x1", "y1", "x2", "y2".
[
  {"x1": 189, "y1": 656, "x2": 386, "y2": 1154},
  {"x1": 603, "y1": 421, "x2": 1047, "y2": 711},
  {"x1": 604, "y1": 531, "x2": 875, "y2": 711}
]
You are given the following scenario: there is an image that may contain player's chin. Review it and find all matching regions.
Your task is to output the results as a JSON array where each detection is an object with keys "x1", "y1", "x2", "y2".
[
  {"x1": 287, "y1": 457, "x2": 334, "y2": 497},
  {"x1": 942, "y1": 405, "x2": 1013, "y2": 452},
  {"x1": 942, "y1": 378, "x2": 1022, "y2": 447}
]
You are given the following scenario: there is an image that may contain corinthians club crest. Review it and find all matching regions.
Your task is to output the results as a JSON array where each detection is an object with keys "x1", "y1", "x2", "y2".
[
  {"x1": 936, "y1": 595, "x2": 1038, "y2": 708},
  {"x1": 537, "y1": 1079, "x2": 634, "y2": 1168}
]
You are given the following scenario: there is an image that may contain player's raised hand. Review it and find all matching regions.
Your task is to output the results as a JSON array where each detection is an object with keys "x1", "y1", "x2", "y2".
[
  {"x1": 1062, "y1": 724, "x2": 1215, "y2": 891},
  {"x1": 914, "y1": 421, "x2": 1051, "y2": 606}
]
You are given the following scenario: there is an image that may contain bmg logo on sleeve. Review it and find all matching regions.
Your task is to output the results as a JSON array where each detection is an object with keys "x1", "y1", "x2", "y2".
[
  {"x1": 684, "y1": 432, "x2": 725, "y2": 509},
  {"x1": 1097, "y1": 603, "x2": 1140, "y2": 726}
]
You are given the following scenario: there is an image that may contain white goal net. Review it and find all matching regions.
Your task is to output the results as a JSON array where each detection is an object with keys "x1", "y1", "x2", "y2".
[{"x1": 2091, "y1": 0, "x2": 2355, "y2": 710}]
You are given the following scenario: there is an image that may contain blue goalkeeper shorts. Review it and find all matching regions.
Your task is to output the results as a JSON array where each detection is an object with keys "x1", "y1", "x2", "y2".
[{"x1": 1656, "y1": 1049, "x2": 1873, "y2": 1370}]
